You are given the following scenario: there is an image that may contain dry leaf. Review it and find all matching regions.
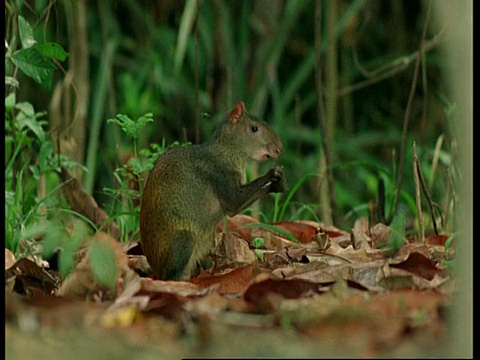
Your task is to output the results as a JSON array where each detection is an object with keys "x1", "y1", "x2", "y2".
[
  {"x1": 5, "y1": 249, "x2": 16, "y2": 269},
  {"x1": 390, "y1": 252, "x2": 442, "y2": 281},
  {"x1": 190, "y1": 264, "x2": 257, "y2": 294},
  {"x1": 217, "y1": 214, "x2": 259, "y2": 241},
  {"x1": 270, "y1": 221, "x2": 318, "y2": 243},
  {"x1": 250, "y1": 227, "x2": 301, "y2": 251},
  {"x1": 351, "y1": 217, "x2": 371, "y2": 250},
  {"x1": 57, "y1": 231, "x2": 131, "y2": 300},
  {"x1": 140, "y1": 277, "x2": 217, "y2": 297},
  {"x1": 243, "y1": 277, "x2": 322, "y2": 303},
  {"x1": 425, "y1": 234, "x2": 451, "y2": 246},
  {"x1": 128, "y1": 255, "x2": 152, "y2": 275},
  {"x1": 370, "y1": 222, "x2": 391, "y2": 245},
  {"x1": 5, "y1": 256, "x2": 58, "y2": 297},
  {"x1": 215, "y1": 232, "x2": 257, "y2": 268}
]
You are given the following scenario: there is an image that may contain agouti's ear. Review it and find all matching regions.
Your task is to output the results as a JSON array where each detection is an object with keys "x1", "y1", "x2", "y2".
[{"x1": 229, "y1": 101, "x2": 246, "y2": 125}]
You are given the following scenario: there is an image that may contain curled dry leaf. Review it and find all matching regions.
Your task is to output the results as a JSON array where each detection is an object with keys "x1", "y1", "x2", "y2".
[
  {"x1": 313, "y1": 227, "x2": 330, "y2": 249},
  {"x1": 351, "y1": 217, "x2": 371, "y2": 250},
  {"x1": 57, "y1": 231, "x2": 131, "y2": 300},
  {"x1": 389, "y1": 252, "x2": 442, "y2": 281},
  {"x1": 250, "y1": 227, "x2": 301, "y2": 251},
  {"x1": 270, "y1": 221, "x2": 318, "y2": 243},
  {"x1": 264, "y1": 247, "x2": 309, "y2": 268},
  {"x1": 215, "y1": 232, "x2": 257, "y2": 268},
  {"x1": 5, "y1": 249, "x2": 16, "y2": 269},
  {"x1": 127, "y1": 255, "x2": 152, "y2": 275},
  {"x1": 189, "y1": 264, "x2": 257, "y2": 295},
  {"x1": 264, "y1": 249, "x2": 291, "y2": 268},
  {"x1": 5, "y1": 256, "x2": 58, "y2": 297},
  {"x1": 59, "y1": 166, "x2": 121, "y2": 239},
  {"x1": 425, "y1": 234, "x2": 451, "y2": 246},
  {"x1": 370, "y1": 222, "x2": 391, "y2": 245}
]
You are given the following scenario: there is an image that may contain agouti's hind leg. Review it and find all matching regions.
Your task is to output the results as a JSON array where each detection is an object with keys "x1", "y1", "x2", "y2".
[{"x1": 161, "y1": 230, "x2": 194, "y2": 280}]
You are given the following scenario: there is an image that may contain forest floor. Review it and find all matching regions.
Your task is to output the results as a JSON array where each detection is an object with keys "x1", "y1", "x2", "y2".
[{"x1": 6, "y1": 215, "x2": 459, "y2": 359}]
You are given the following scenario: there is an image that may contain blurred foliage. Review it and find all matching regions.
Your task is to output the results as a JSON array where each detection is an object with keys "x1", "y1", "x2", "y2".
[{"x1": 6, "y1": 0, "x2": 459, "y2": 238}]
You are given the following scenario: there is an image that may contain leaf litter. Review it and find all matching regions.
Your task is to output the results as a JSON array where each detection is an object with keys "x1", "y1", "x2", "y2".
[{"x1": 6, "y1": 214, "x2": 456, "y2": 358}]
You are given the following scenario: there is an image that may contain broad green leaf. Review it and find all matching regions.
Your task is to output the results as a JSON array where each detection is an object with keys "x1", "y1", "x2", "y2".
[
  {"x1": 18, "y1": 15, "x2": 36, "y2": 48},
  {"x1": 5, "y1": 92, "x2": 16, "y2": 110},
  {"x1": 89, "y1": 238, "x2": 119, "y2": 290},
  {"x1": 5, "y1": 77, "x2": 19, "y2": 88},
  {"x1": 15, "y1": 103, "x2": 47, "y2": 142},
  {"x1": 11, "y1": 48, "x2": 56, "y2": 83},
  {"x1": 33, "y1": 42, "x2": 69, "y2": 61},
  {"x1": 14, "y1": 101, "x2": 35, "y2": 117}
]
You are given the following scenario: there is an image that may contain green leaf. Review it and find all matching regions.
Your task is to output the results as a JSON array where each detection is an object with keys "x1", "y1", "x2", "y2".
[
  {"x1": 15, "y1": 101, "x2": 35, "y2": 117},
  {"x1": 18, "y1": 15, "x2": 36, "y2": 48},
  {"x1": 5, "y1": 92, "x2": 16, "y2": 110},
  {"x1": 33, "y1": 42, "x2": 69, "y2": 61},
  {"x1": 5, "y1": 77, "x2": 19, "y2": 88},
  {"x1": 252, "y1": 237, "x2": 265, "y2": 249},
  {"x1": 89, "y1": 238, "x2": 119, "y2": 290},
  {"x1": 11, "y1": 48, "x2": 56, "y2": 83},
  {"x1": 15, "y1": 102, "x2": 47, "y2": 141},
  {"x1": 174, "y1": 0, "x2": 197, "y2": 74},
  {"x1": 38, "y1": 140, "x2": 53, "y2": 172}
]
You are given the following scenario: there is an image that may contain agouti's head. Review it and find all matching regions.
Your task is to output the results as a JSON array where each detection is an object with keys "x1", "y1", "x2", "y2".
[{"x1": 226, "y1": 101, "x2": 283, "y2": 162}]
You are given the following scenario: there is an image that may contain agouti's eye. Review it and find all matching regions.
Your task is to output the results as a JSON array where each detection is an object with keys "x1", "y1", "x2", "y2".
[{"x1": 251, "y1": 125, "x2": 259, "y2": 133}]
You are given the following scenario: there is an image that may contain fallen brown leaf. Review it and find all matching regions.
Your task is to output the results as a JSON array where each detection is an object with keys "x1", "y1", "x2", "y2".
[
  {"x1": 5, "y1": 257, "x2": 58, "y2": 297},
  {"x1": 215, "y1": 232, "x2": 257, "y2": 268},
  {"x1": 217, "y1": 214, "x2": 259, "y2": 241},
  {"x1": 250, "y1": 226, "x2": 301, "y2": 251},
  {"x1": 189, "y1": 264, "x2": 257, "y2": 294},
  {"x1": 57, "y1": 231, "x2": 131, "y2": 300},
  {"x1": 425, "y1": 234, "x2": 451, "y2": 246},
  {"x1": 370, "y1": 222, "x2": 392, "y2": 245},
  {"x1": 5, "y1": 249, "x2": 16, "y2": 269},
  {"x1": 270, "y1": 221, "x2": 318, "y2": 243},
  {"x1": 390, "y1": 252, "x2": 442, "y2": 281},
  {"x1": 243, "y1": 277, "x2": 322, "y2": 304},
  {"x1": 140, "y1": 277, "x2": 217, "y2": 297},
  {"x1": 351, "y1": 216, "x2": 372, "y2": 250}
]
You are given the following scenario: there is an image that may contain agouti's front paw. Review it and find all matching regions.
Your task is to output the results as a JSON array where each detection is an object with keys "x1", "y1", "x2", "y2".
[{"x1": 268, "y1": 167, "x2": 287, "y2": 193}]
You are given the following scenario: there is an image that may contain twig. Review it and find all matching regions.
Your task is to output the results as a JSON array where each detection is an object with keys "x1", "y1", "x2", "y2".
[
  {"x1": 412, "y1": 142, "x2": 425, "y2": 242},
  {"x1": 314, "y1": 0, "x2": 337, "y2": 225},
  {"x1": 414, "y1": 142, "x2": 443, "y2": 237},
  {"x1": 339, "y1": 30, "x2": 443, "y2": 97}
]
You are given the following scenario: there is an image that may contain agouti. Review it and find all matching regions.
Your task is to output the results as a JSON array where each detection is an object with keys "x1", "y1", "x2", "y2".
[{"x1": 139, "y1": 101, "x2": 287, "y2": 280}]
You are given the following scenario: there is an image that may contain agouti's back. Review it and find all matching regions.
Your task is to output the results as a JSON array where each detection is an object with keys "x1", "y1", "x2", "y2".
[{"x1": 140, "y1": 101, "x2": 286, "y2": 280}]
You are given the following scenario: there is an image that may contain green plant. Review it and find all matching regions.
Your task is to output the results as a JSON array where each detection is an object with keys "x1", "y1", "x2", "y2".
[
  {"x1": 5, "y1": 91, "x2": 55, "y2": 254},
  {"x1": 252, "y1": 237, "x2": 265, "y2": 261},
  {"x1": 4, "y1": 12, "x2": 91, "y2": 279},
  {"x1": 104, "y1": 113, "x2": 188, "y2": 241}
]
